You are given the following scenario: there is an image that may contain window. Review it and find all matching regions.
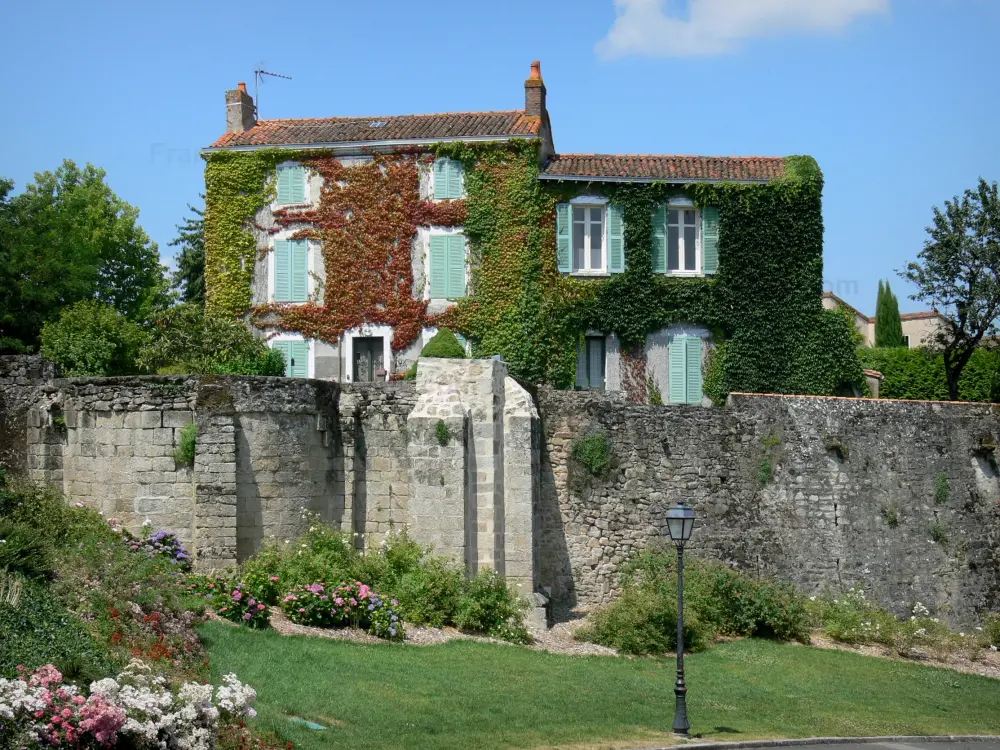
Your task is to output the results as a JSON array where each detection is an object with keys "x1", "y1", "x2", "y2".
[
  {"x1": 668, "y1": 334, "x2": 703, "y2": 404},
  {"x1": 903, "y1": 335, "x2": 910, "y2": 348},
  {"x1": 276, "y1": 165, "x2": 306, "y2": 205},
  {"x1": 271, "y1": 339, "x2": 310, "y2": 378},
  {"x1": 576, "y1": 335, "x2": 606, "y2": 390},
  {"x1": 668, "y1": 208, "x2": 699, "y2": 273},
  {"x1": 273, "y1": 239, "x2": 309, "y2": 303},
  {"x1": 572, "y1": 206, "x2": 605, "y2": 273},
  {"x1": 428, "y1": 234, "x2": 467, "y2": 298},
  {"x1": 433, "y1": 158, "x2": 464, "y2": 200}
]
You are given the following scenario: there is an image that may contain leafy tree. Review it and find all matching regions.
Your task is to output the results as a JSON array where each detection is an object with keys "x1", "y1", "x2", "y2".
[
  {"x1": 137, "y1": 303, "x2": 283, "y2": 376},
  {"x1": 0, "y1": 161, "x2": 168, "y2": 352},
  {"x1": 900, "y1": 178, "x2": 1000, "y2": 400},
  {"x1": 169, "y1": 200, "x2": 205, "y2": 305},
  {"x1": 39, "y1": 300, "x2": 148, "y2": 377},
  {"x1": 874, "y1": 280, "x2": 905, "y2": 348}
]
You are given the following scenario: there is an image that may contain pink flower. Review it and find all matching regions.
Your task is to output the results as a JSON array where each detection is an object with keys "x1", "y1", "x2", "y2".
[
  {"x1": 299, "y1": 608, "x2": 306, "y2": 613},
  {"x1": 62, "y1": 708, "x2": 73, "y2": 719},
  {"x1": 349, "y1": 598, "x2": 357, "y2": 606},
  {"x1": 320, "y1": 595, "x2": 328, "y2": 601},
  {"x1": 358, "y1": 584, "x2": 371, "y2": 600},
  {"x1": 243, "y1": 613, "x2": 252, "y2": 620},
  {"x1": 270, "y1": 576, "x2": 280, "y2": 582},
  {"x1": 335, "y1": 597, "x2": 344, "y2": 606}
]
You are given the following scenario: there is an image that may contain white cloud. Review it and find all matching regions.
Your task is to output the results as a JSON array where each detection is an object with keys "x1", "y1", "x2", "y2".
[{"x1": 596, "y1": 0, "x2": 889, "y2": 58}]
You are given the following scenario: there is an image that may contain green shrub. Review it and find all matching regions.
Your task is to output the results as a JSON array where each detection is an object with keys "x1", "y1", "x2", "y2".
[
  {"x1": 572, "y1": 432, "x2": 611, "y2": 477},
  {"x1": 404, "y1": 360, "x2": 418, "y2": 380},
  {"x1": 858, "y1": 347, "x2": 1000, "y2": 402},
  {"x1": 0, "y1": 517, "x2": 53, "y2": 579},
  {"x1": 577, "y1": 551, "x2": 811, "y2": 655},
  {"x1": 646, "y1": 375, "x2": 664, "y2": 406},
  {"x1": 174, "y1": 423, "x2": 197, "y2": 467},
  {"x1": 983, "y1": 613, "x2": 1000, "y2": 648},
  {"x1": 0, "y1": 579, "x2": 113, "y2": 679},
  {"x1": 435, "y1": 420, "x2": 452, "y2": 446},
  {"x1": 757, "y1": 457, "x2": 774, "y2": 486},
  {"x1": 934, "y1": 472, "x2": 949, "y2": 504},
  {"x1": 40, "y1": 299, "x2": 147, "y2": 376},
  {"x1": 420, "y1": 328, "x2": 466, "y2": 359},
  {"x1": 206, "y1": 347, "x2": 285, "y2": 376},
  {"x1": 455, "y1": 571, "x2": 529, "y2": 643},
  {"x1": 577, "y1": 585, "x2": 708, "y2": 655},
  {"x1": 880, "y1": 505, "x2": 900, "y2": 528},
  {"x1": 929, "y1": 521, "x2": 949, "y2": 546},
  {"x1": 137, "y1": 303, "x2": 282, "y2": 376},
  {"x1": 393, "y1": 558, "x2": 465, "y2": 628}
]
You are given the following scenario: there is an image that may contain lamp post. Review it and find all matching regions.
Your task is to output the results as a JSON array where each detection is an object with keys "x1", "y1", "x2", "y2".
[{"x1": 665, "y1": 502, "x2": 696, "y2": 737}]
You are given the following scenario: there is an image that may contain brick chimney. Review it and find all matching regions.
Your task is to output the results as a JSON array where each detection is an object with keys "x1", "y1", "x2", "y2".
[
  {"x1": 226, "y1": 82, "x2": 256, "y2": 134},
  {"x1": 524, "y1": 61, "x2": 545, "y2": 119},
  {"x1": 523, "y1": 61, "x2": 554, "y2": 164}
]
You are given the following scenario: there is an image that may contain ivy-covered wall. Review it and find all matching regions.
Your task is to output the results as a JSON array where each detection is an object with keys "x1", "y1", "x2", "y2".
[{"x1": 202, "y1": 141, "x2": 864, "y2": 396}]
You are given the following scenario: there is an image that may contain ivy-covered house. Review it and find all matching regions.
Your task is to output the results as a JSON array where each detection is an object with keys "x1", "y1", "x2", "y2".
[{"x1": 202, "y1": 62, "x2": 862, "y2": 402}]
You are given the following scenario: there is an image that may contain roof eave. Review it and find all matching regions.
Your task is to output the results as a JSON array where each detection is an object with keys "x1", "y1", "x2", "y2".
[
  {"x1": 201, "y1": 133, "x2": 538, "y2": 155},
  {"x1": 536, "y1": 173, "x2": 774, "y2": 185}
]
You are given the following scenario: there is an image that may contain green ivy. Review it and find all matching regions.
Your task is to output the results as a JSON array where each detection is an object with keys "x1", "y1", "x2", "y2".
[
  {"x1": 203, "y1": 148, "x2": 310, "y2": 318},
  {"x1": 203, "y1": 142, "x2": 863, "y2": 396}
]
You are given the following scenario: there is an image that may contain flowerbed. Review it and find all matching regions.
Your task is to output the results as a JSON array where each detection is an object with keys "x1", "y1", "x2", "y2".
[
  {"x1": 280, "y1": 581, "x2": 404, "y2": 640},
  {"x1": 0, "y1": 661, "x2": 256, "y2": 749}
]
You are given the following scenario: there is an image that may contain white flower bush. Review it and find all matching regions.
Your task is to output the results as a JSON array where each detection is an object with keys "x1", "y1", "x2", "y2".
[{"x1": 0, "y1": 661, "x2": 256, "y2": 749}]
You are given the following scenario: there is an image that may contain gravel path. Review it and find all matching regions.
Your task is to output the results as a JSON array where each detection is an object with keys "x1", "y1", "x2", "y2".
[{"x1": 262, "y1": 607, "x2": 617, "y2": 656}]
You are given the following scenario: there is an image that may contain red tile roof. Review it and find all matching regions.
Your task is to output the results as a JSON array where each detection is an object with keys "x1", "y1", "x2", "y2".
[
  {"x1": 540, "y1": 154, "x2": 786, "y2": 182},
  {"x1": 210, "y1": 110, "x2": 540, "y2": 148},
  {"x1": 900, "y1": 311, "x2": 943, "y2": 321}
]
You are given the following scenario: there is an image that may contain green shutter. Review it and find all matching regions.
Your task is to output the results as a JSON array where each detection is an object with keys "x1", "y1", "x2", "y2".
[
  {"x1": 272, "y1": 341, "x2": 291, "y2": 376},
  {"x1": 448, "y1": 160, "x2": 464, "y2": 198},
  {"x1": 289, "y1": 340, "x2": 309, "y2": 378},
  {"x1": 291, "y1": 240, "x2": 309, "y2": 302},
  {"x1": 652, "y1": 203, "x2": 667, "y2": 273},
  {"x1": 274, "y1": 240, "x2": 291, "y2": 301},
  {"x1": 290, "y1": 167, "x2": 306, "y2": 204},
  {"x1": 434, "y1": 158, "x2": 463, "y2": 200},
  {"x1": 429, "y1": 235, "x2": 448, "y2": 298},
  {"x1": 608, "y1": 204, "x2": 625, "y2": 273},
  {"x1": 556, "y1": 203, "x2": 571, "y2": 273},
  {"x1": 447, "y1": 235, "x2": 466, "y2": 298},
  {"x1": 277, "y1": 166, "x2": 304, "y2": 205},
  {"x1": 702, "y1": 207, "x2": 719, "y2": 275},
  {"x1": 685, "y1": 336, "x2": 703, "y2": 404},
  {"x1": 668, "y1": 336, "x2": 686, "y2": 403},
  {"x1": 276, "y1": 167, "x2": 291, "y2": 204}
]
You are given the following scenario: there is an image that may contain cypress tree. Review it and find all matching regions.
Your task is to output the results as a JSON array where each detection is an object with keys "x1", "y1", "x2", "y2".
[{"x1": 875, "y1": 279, "x2": 905, "y2": 347}]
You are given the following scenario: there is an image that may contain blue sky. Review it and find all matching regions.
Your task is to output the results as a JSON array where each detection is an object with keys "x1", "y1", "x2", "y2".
[{"x1": 4, "y1": 0, "x2": 998, "y2": 314}]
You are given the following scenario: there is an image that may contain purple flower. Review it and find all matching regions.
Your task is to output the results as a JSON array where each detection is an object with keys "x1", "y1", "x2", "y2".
[
  {"x1": 306, "y1": 583, "x2": 325, "y2": 594},
  {"x1": 243, "y1": 612, "x2": 252, "y2": 620}
]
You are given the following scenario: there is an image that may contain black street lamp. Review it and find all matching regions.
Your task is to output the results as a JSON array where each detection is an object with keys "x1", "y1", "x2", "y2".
[{"x1": 665, "y1": 502, "x2": 696, "y2": 737}]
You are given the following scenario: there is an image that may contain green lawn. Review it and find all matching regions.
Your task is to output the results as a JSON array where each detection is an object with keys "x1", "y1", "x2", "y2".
[{"x1": 199, "y1": 622, "x2": 1000, "y2": 750}]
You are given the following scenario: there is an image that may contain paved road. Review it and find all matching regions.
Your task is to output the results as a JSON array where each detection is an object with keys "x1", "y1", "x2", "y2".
[{"x1": 641, "y1": 740, "x2": 1000, "y2": 750}]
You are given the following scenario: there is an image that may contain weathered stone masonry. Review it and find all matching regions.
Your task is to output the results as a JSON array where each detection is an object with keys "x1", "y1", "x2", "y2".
[
  {"x1": 2, "y1": 355, "x2": 998, "y2": 625},
  {"x1": 537, "y1": 389, "x2": 1000, "y2": 624}
]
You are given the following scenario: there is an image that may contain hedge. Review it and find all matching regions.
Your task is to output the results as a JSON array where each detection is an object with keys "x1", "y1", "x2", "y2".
[{"x1": 859, "y1": 347, "x2": 1000, "y2": 402}]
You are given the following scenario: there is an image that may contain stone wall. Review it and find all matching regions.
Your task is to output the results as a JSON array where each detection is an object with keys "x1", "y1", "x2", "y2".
[
  {"x1": 0, "y1": 356, "x2": 57, "y2": 477},
  {"x1": 536, "y1": 389, "x2": 1000, "y2": 625}
]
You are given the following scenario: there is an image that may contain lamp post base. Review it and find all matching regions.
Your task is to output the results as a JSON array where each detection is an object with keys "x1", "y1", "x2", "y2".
[{"x1": 672, "y1": 685, "x2": 690, "y2": 737}]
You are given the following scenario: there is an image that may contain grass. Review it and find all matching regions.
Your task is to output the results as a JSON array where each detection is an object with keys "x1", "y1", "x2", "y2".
[{"x1": 199, "y1": 623, "x2": 1000, "y2": 750}]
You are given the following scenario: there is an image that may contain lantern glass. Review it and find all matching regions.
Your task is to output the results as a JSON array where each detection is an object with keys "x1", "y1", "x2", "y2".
[{"x1": 665, "y1": 503, "x2": 696, "y2": 542}]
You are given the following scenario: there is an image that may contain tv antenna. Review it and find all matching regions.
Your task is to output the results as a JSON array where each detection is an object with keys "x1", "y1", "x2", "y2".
[{"x1": 253, "y1": 67, "x2": 292, "y2": 119}]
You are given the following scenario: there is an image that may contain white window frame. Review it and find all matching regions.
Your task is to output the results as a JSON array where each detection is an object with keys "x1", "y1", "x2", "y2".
[
  {"x1": 342, "y1": 325, "x2": 394, "y2": 383},
  {"x1": 269, "y1": 335, "x2": 314, "y2": 379},
  {"x1": 666, "y1": 206, "x2": 701, "y2": 277},
  {"x1": 267, "y1": 235, "x2": 314, "y2": 305},
  {"x1": 571, "y1": 203, "x2": 607, "y2": 275}
]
